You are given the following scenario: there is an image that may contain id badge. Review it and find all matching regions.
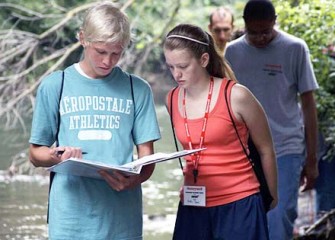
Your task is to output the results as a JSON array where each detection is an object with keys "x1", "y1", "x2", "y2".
[{"x1": 183, "y1": 186, "x2": 206, "y2": 207}]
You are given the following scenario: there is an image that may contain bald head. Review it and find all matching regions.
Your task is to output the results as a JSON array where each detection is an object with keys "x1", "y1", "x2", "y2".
[
  {"x1": 208, "y1": 7, "x2": 234, "y2": 54},
  {"x1": 209, "y1": 7, "x2": 234, "y2": 26}
]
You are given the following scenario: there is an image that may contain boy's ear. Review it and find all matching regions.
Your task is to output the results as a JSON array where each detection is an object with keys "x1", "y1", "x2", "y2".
[{"x1": 78, "y1": 31, "x2": 87, "y2": 47}]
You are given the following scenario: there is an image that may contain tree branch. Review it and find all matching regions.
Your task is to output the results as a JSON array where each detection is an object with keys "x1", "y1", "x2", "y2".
[{"x1": 0, "y1": 41, "x2": 81, "y2": 117}]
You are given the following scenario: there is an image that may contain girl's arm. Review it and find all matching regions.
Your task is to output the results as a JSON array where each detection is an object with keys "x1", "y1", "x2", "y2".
[{"x1": 231, "y1": 84, "x2": 278, "y2": 208}]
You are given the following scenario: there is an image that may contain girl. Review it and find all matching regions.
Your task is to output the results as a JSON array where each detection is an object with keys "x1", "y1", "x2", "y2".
[{"x1": 164, "y1": 23, "x2": 277, "y2": 240}]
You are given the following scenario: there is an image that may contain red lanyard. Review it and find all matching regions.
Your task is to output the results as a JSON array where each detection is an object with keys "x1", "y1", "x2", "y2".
[{"x1": 182, "y1": 77, "x2": 214, "y2": 183}]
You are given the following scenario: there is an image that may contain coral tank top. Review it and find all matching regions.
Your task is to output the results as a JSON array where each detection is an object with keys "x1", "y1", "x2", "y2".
[{"x1": 168, "y1": 78, "x2": 259, "y2": 207}]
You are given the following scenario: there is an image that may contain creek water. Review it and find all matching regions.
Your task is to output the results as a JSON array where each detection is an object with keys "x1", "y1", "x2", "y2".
[{"x1": 0, "y1": 106, "x2": 180, "y2": 240}]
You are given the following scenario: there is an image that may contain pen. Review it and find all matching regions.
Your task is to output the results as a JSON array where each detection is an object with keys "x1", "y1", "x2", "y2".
[{"x1": 56, "y1": 151, "x2": 88, "y2": 155}]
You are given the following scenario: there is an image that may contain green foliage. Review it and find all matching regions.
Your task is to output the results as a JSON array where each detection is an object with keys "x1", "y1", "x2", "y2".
[
  {"x1": 124, "y1": 0, "x2": 241, "y2": 73},
  {"x1": 125, "y1": 0, "x2": 238, "y2": 74},
  {"x1": 1, "y1": 1, "x2": 63, "y2": 34},
  {"x1": 273, "y1": 0, "x2": 335, "y2": 154}
]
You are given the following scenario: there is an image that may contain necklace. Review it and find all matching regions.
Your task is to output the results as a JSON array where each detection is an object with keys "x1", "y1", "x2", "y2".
[{"x1": 182, "y1": 77, "x2": 214, "y2": 183}]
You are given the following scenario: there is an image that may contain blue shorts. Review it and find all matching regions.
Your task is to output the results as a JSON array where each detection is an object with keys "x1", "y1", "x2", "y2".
[{"x1": 173, "y1": 193, "x2": 269, "y2": 240}]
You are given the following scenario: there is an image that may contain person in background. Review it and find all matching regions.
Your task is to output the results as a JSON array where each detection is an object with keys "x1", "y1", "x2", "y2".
[
  {"x1": 29, "y1": 2, "x2": 161, "y2": 239},
  {"x1": 225, "y1": 1, "x2": 319, "y2": 239},
  {"x1": 164, "y1": 23, "x2": 277, "y2": 240},
  {"x1": 208, "y1": 6, "x2": 234, "y2": 55}
]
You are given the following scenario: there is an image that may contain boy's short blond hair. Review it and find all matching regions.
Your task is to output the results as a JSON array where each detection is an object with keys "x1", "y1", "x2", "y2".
[{"x1": 80, "y1": 2, "x2": 130, "y2": 48}]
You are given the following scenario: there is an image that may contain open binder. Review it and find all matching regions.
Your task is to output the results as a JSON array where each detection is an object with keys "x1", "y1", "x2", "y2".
[{"x1": 48, "y1": 148, "x2": 205, "y2": 179}]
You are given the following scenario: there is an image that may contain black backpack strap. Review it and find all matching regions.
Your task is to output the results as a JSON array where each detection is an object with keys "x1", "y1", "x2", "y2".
[
  {"x1": 168, "y1": 87, "x2": 183, "y2": 170},
  {"x1": 55, "y1": 71, "x2": 65, "y2": 146},
  {"x1": 130, "y1": 74, "x2": 134, "y2": 107},
  {"x1": 129, "y1": 74, "x2": 136, "y2": 144},
  {"x1": 47, "y1": 70, "x2": 64, "y2": 223},
  {"x1": 224, "y1": 80, "x2": 251, "y2": 162}
]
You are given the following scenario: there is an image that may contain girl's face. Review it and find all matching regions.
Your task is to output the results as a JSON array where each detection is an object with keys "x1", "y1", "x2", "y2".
[
  {"x1": 81, "y1": 41, "x2": 124, "y2": 78},
  {"x1": 164, "y1": 48, "x2": 208, "y2": 88}
]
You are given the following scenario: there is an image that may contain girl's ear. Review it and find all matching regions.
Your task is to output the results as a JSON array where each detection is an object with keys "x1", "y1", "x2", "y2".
[{"x1": 200, "y1": 53, "x2": 210, "y2": 68}]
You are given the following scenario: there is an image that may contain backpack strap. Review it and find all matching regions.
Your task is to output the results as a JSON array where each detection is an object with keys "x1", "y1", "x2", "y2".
[
  {"x1": 224, "y1": 80, "x2": 251, "y2": 160},
  {"x1": 47, "y1": 70, "x2": 64, "y2": 223},
  {"x1": 130, "y1": 74, "x2": 134, "y2": 107},
  {"x1": 55, "y1": 71, "x2": 65, "y2": 147},
  {"x1": 168, "y1": 87, "x2": 183, "y2": 170}
]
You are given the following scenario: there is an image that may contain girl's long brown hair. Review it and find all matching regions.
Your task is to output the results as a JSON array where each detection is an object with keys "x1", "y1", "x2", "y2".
[{"x1": 164, "y1": 23, "x2": 237, "y2": 81}]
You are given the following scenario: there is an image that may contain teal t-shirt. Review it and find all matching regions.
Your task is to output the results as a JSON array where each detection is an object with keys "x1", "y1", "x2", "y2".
[{"x1": 29, "y1": 65, "x2": 161, "y2": 239}]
